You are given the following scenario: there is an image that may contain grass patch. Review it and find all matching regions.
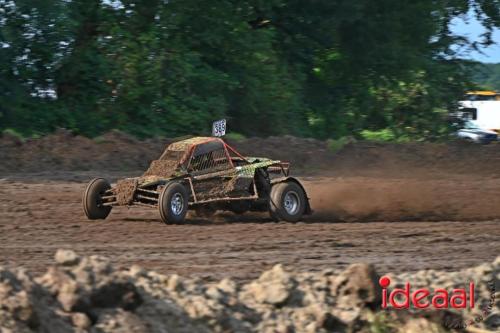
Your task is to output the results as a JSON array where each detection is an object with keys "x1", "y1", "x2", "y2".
[
  {"x1": 93, "y1": 136, "x2": 108, "y2": 144},
  {"x1": 327, "y1": 136, "x2": 355, "y2": 153},
  {"x1": 360, "y1": 129, "x2": 395, "y2": 142},
  {"x1": 2, "y1": 128, "x2": 25, "y2": 142},
  {"x1": 224, "y1": 132, "x2": 247, "y2": 142},
  {"x1": 367, "y1": 312, "x2": 394, "y2": 333}
]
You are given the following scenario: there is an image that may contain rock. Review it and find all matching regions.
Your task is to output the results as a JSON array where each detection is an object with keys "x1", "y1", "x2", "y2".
[
  {"x1": 129, "y1": 265, "x2": 145, "y2": 278},
  {"x1": 6, "y1": 290, "x2": 34, "y2": 322},
  {"x1": 0, "y1": 269, "x2": 36, "y2": 325},
  {"x1": 252, "y1": 282, "x2": 289, "y2": 305},
  {"x1": 318, "y1": 312, "x2": 346, "y2": 331},
  {"x1": 484, "y1": 313, "x2": 500, "y2": 330},
  {"x1": 36, "y1": 266, "x2": 71, "y2": 295},
  {"x1": 0, "y1": 250, "x2": 499, "y2": 333},
  {"x1": 167, "y1": 274, "x2": 183, "y2": 292},
  {"x1": 246, "y1": 264, "x2": 292, "y2": 305},
  {"x1": 71, "y1": 312, "x2": 91, "y2": 329},
  {"x1": 217, "y1": 278, "x2": 236, "y2": 294},
  {"x1": 400, "y1": 318, "x2": 443, "y2": 333},
  {"x1": 89, "y1": 282, "x2": 142, "y2": 311},
  {"x1": 54, "y1": 249, "x2": 80, "y2": 266},
  {"x1": 94, "y1": 311, "x2": 147, "y2": 333},
  {"x1": 57, "y1": 280, "x2": 80, "y2": 312},
  {"x1": 332, "y1": 263, "x2": 381, "y2": 309},
  {"x1": 493, "y1": 256, "x2": 500, "y2": 267},
  {"x1": 205, "y1": 285, "x2": 223, "y2": 300},
  {"x1": 86, "y1": 255, "x2": 112, "y2": 275}
]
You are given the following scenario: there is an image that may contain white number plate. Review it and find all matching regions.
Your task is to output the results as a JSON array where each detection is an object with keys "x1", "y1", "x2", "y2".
[{"x1": 212, "y1": 119, "x2": 226, "y2": 137}]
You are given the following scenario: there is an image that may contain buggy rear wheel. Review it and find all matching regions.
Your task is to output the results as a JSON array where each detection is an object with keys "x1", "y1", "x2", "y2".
[
  {"x1": 269, "y1": 182, "x2": 306, "y2": 222},
  {"x1": 158, "y1": 182, "x2": 188, "y2": 224},
  {"x1": 83, "y1": 178, "x2": 112, "y2": 220}
]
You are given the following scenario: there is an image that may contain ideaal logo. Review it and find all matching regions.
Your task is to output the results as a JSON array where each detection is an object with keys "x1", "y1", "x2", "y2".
[
  {"x1": 378, "y1": 276, "x2": 475, "y2": 309},
  {"x1": 378, "y1": 276, "x2": 496, "y2": 329}
]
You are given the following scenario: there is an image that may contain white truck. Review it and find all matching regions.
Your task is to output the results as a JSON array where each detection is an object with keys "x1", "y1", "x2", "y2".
[
  {"x1": 452, "y1": 91, "x2": 500, "y2": 143},
  {"x1": 459, "y1": 91, "x2": 500, "y2": 131}
]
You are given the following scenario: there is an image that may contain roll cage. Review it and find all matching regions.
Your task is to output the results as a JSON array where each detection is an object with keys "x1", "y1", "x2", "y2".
[{"x1": 163, "y1": 137, "x2": 289, "y2": 177}]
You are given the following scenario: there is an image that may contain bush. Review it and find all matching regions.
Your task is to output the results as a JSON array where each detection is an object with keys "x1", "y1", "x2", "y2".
[
  {"x1": 2, "y1": 128, "x2": 25, "y2": 142},
  {"x1": 360, "y1": 129, "x2": 396, "y2": 142},
  {"x1": 327, "y1": 136, "x2": 355, "y2": 153},
  {"x1": 224, "y1": 132, "x2": 247, "y2": 142}
]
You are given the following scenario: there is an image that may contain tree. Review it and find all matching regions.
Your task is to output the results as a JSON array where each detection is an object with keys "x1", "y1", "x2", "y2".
[{"x1": 0, "y1": 0, "x2": 499, "y2": 139}]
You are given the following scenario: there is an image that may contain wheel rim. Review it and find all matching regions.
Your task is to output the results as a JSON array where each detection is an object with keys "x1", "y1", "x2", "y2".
[
  {"x1": 96, "y1": 190, "x2": 106, "y2": 207},
  {"x1": 283, "y1": 191, "x2": 300, "y2": 215},
  {"x1": 171, "y1": 193, "x2": 184, "y2": 215}
]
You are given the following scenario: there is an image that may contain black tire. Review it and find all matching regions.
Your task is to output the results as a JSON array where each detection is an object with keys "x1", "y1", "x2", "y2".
[
  {"x1": 83, "y1": 178, "x2": 112, "y2": 220},
  {"x1": 269, "y1": 182, "x2": 306, "y2": 222},
  {"x1": 158, "y1": 182, "x2": 189, "y2": 224}
]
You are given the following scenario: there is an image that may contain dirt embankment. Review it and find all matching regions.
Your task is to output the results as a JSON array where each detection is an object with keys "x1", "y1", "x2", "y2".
[
  {"x1": 0, "y1": 250, "x2": 498, "y2": 333},
  {"x1": 3, "y1": 129, "x2": 500, "y2": 178}
]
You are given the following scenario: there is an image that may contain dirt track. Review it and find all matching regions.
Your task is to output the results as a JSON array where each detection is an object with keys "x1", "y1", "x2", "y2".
[
  {"x1": 1, "y1": 172, "x2": 498, "y2": 281},
  {"x1": 1, "y1": 133, "x2": 499, "y2": 281}
]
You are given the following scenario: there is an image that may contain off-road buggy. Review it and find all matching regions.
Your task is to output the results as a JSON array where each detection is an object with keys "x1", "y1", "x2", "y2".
[{"x1": 83, "y1": 136, "x2": 312, "y2": 224}]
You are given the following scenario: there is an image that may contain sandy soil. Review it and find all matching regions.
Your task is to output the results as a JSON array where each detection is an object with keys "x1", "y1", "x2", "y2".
[
  {"x1": 1, "y1": 133, "x2": 499, "y2": 281},
  {"x1": 1, "y1": 173, "x2": 498, "y2": 282}
]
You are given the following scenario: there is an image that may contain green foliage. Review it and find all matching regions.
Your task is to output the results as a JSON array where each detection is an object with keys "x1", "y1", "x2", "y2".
[
  {"x1": 2, "y1": 128, "x2": 25, "y2": 141},
  {"x1": 471, "y1": 63, "x2": 500, "y2": 90},
  {"x1": 360, "y1": 129, "x2": 396, "y2": 142},
  {"x1": 0, "y1": 0, "x2": 499, "y2": 140},
  {"x1": 327, "y1": 136, "x2": 355, "y2": 153},
  {"x1": 367, "y1": 312, "x2": 394, "y2": 333},
  {"x1": 224, "y1": 132, "x2": 247, "y2": 142}
]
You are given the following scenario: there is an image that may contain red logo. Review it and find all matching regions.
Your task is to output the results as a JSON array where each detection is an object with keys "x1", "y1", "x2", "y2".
[{"x1": 379, "y1": 276, "x2": 475, "y2": 309}]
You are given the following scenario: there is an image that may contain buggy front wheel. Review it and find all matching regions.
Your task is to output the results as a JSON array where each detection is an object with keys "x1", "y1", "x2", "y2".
[
  {"x1": 83, "y1": 178, "x2": 112, "y2": 220},
  {"x1": 158, "y1": 182, "x2": 188, "y2": 224}
]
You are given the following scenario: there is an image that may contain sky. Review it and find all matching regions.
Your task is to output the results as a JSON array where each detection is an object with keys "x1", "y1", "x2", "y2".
[{"x1": 450, "y1": 12, "x2": 500, "y2": 63}]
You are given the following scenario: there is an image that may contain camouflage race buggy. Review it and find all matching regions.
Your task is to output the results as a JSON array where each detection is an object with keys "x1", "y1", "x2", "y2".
[{"x1": 83, "y1": 136, "x2": 312, "y2": 224}]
